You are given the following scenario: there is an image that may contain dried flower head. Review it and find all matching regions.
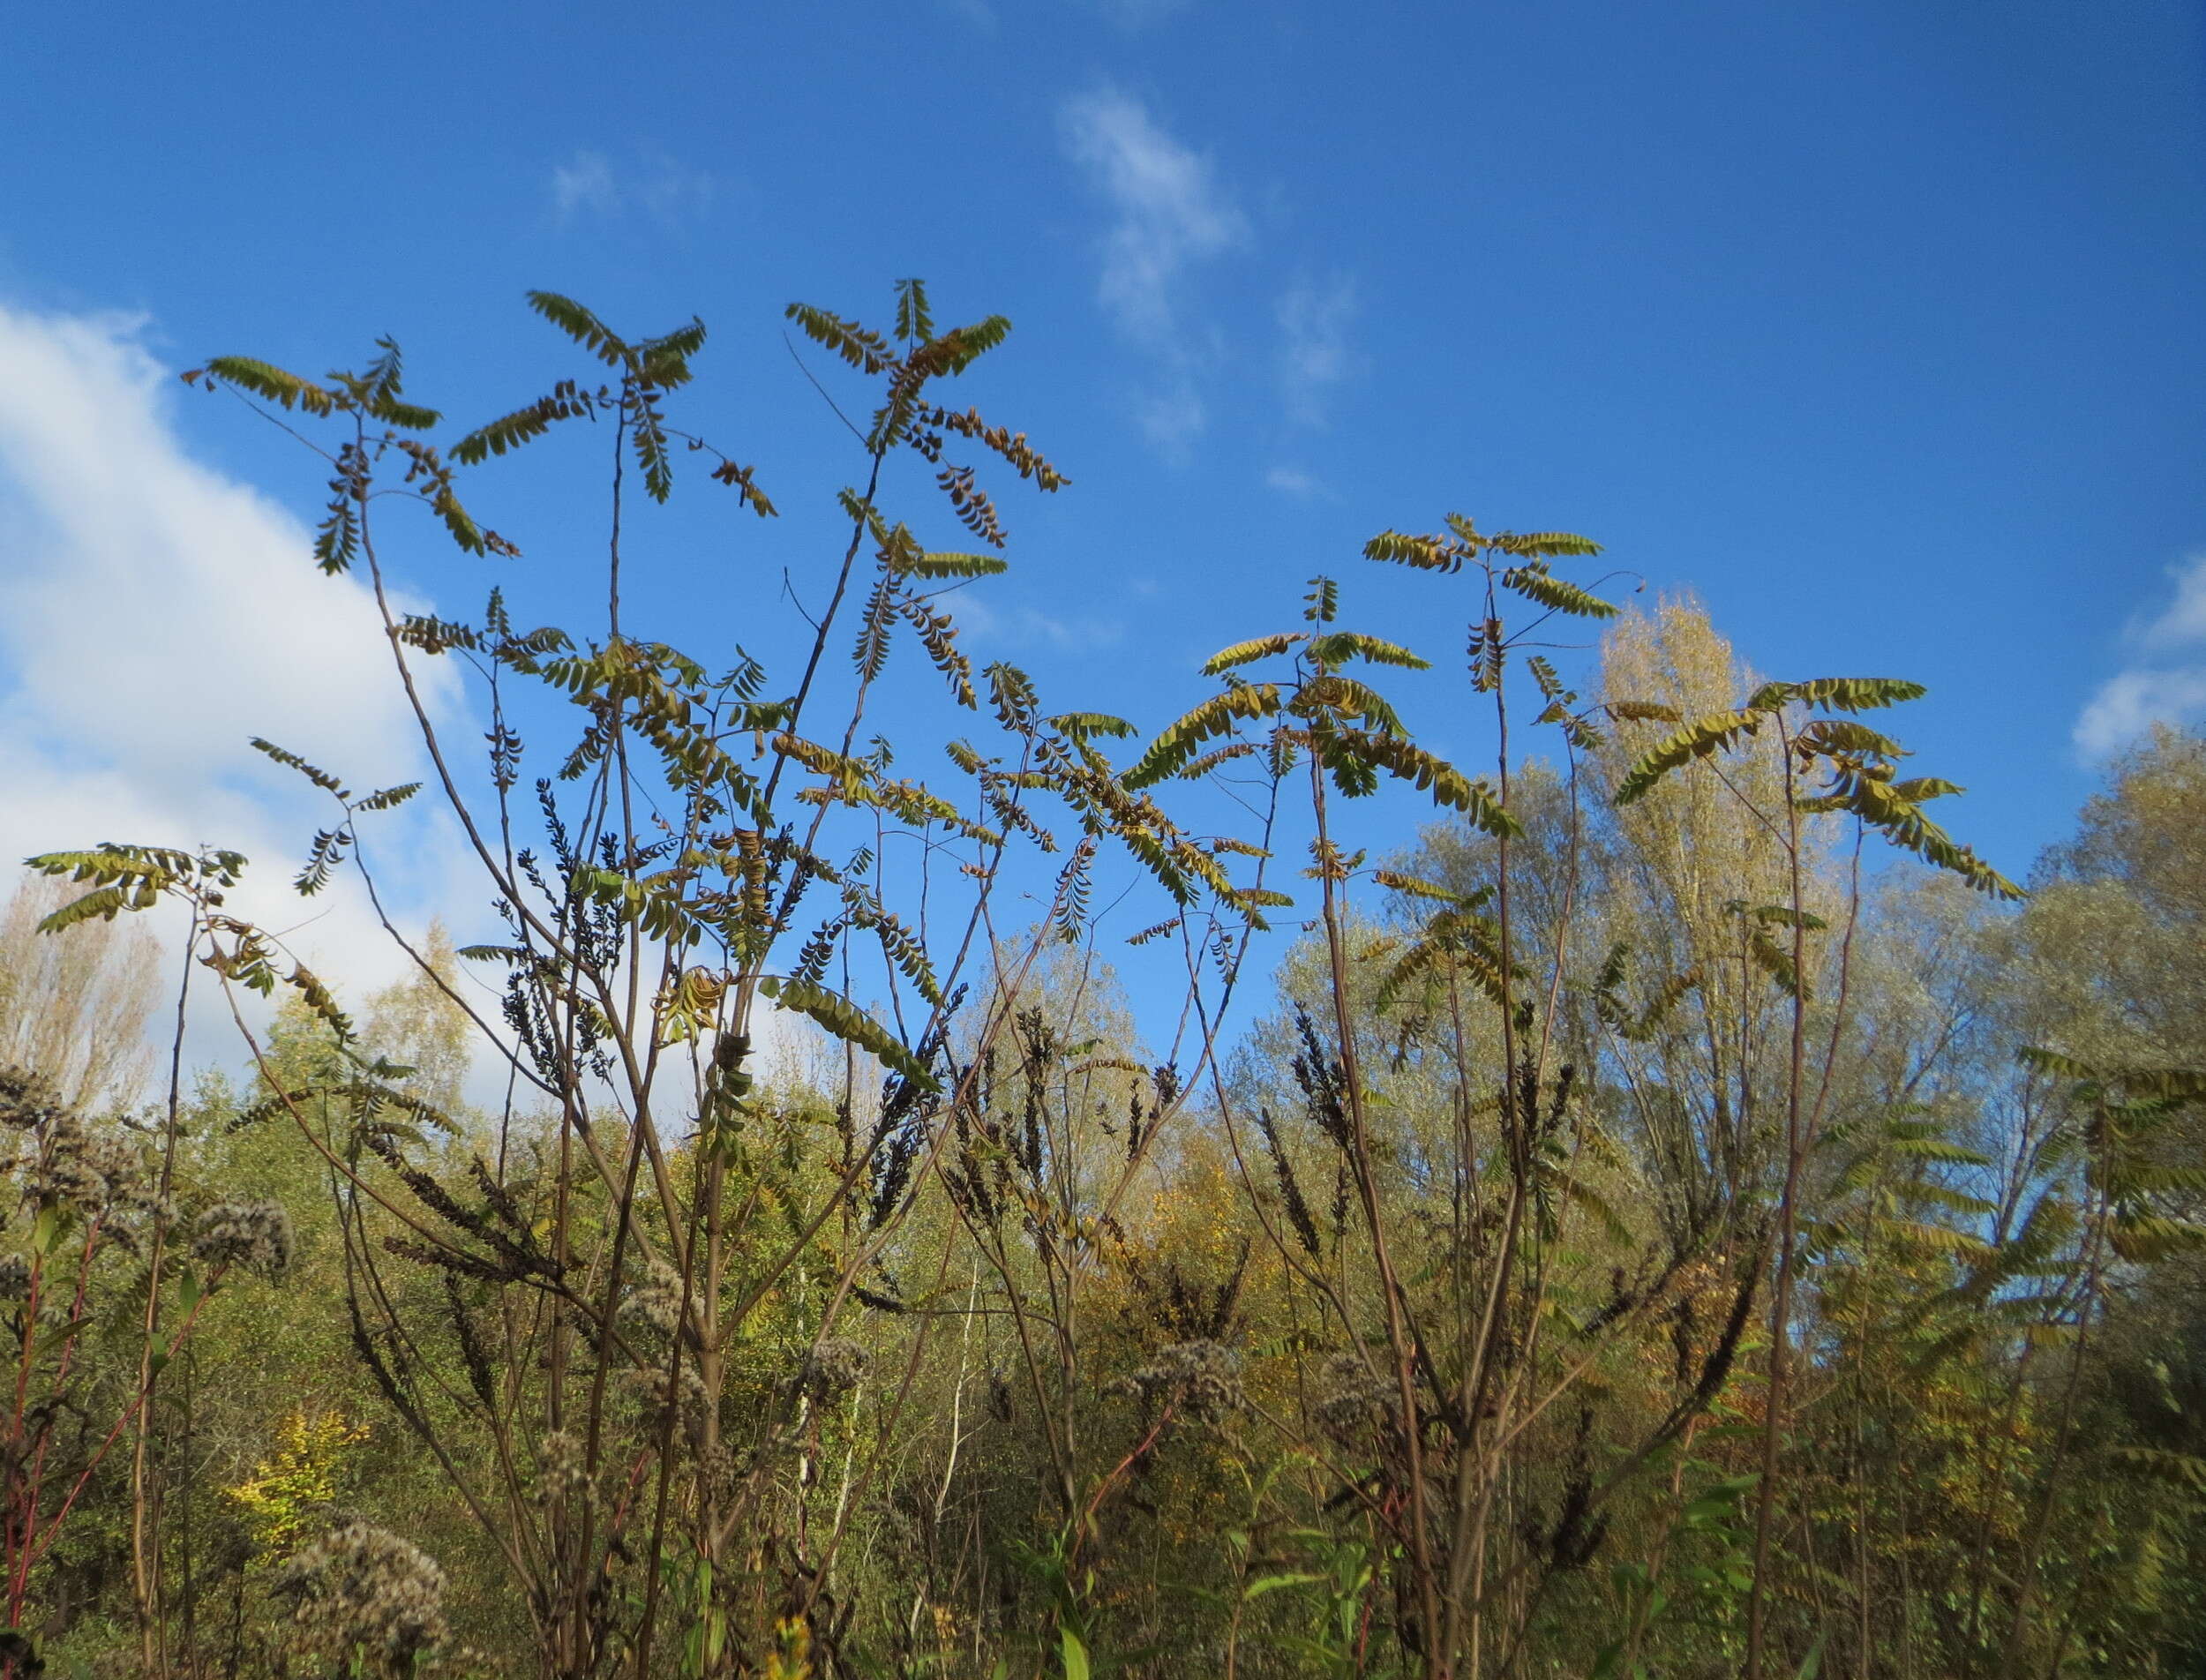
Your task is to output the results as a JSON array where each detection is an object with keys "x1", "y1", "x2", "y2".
[
  {"x1": 1312, "y1": 1354, "x2": 1394, "y2": 1444},
  {"x1": 0, "y1": 1068, "x2": 63, "y2": 1133},
  {"x1": 21, "y1": 1101, "x2": 157, "y2": 1222},
  {"x1": 34, "y1": 1114, "x2": 108, "y2": 1210},
  {"x1": 1126, "y1": 1339, "x2": 1246, "y2": 1424},
  {"x1": 272, "y1": 1519, "x2": 448, "y2": 1673},
  {"x1": 794, "y1": 1337, "x2": 870, "y2": 1404},
  {"x1": 622, "y1": 1361, "x2": 710, "y2": 1450},
  {"x1": 695, "y1": 1441, "x2": 739, "y2": 1499},
  {"x1": 192, "y1": 1202, "x2": 295, "y2": 1279},
  {"x1": 90, "y1": 1130, "x2": 164, "y2": 1221},
  {"x1": 536, "y1": 1429, "x2": 591, "y2": 1506},
  {"x1": 621, "y1": 1262, "x2": 693, "y2": 1338}
]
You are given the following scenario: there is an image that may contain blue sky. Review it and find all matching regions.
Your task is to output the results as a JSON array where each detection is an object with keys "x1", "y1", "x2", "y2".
[{"x1": 1, "y1": 0, "x2": 2202, "y2": 1031}]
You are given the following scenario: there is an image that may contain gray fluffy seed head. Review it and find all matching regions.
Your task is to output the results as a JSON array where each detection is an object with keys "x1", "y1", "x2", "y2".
[
  {"x1": 536, "y1": 1429, "x2": 591, "y2": 1505},
  {"x1": 26, "y1": 1110, "x2": 159, "y2": 1221},
  {"x1": 620, "y1": 1262, "x2": 692, "y2": 1337},
  {"x1": 622, "y1": 1361, "x2": 711, "y2": 1450},
  {"x1": 0, "y1": 1070, "x2": 159, "y2": 1219},
  {"x1": 273, "y1": 1519, "x2": 449, "y2": 1672},
  {"x1": 1128, "y1": 1339, "x2": 1246, "y2": 1424},
  {"x1": 0, "y1": 1067, "x2": 64, "y2": 1134},
  {"x1": 1312, "y1": 1353, "x2": 1393, "y2": 1442},
  {"x1": 192, "y1": 1201, "x2": 295, "y2": 1279},
  {"x1": 795, "y1": 1337, "x2": 870, "y2": 1403}
]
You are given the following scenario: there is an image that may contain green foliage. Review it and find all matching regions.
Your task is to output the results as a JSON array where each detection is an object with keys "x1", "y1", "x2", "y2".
[
  {"x1": 760, "y1": 975, "x2": 938, "y2": 1091},
  {"x1": 1500, "y1": 562, "x2": 1619, "y2": 619},
  {"x1": 1124, "y1": 684, "x2": 1281, "y2": 787},
  {"x1": 32, "y1": 281, "x2": 2173, "y2": 1680},
  {"x1": 26, "y1": 842, "x2": 248, "y2": 926},
  {"x1": 1611, "y1": 675, "x2": 2022, "y2": 897}
]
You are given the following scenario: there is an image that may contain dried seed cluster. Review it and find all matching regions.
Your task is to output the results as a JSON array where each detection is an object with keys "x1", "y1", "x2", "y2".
[
  {"x1": 1127, "y1": 1339, "x2": 1246, "y2": 1424},
  {"x1": 0, "y1": 1067, "x2": 168, "y2": 1232},
  {"x1": 1312, "y1": 1354, "x2": 1394, "y2": 1443},
  {"x1": 0, "y1": 1067, "x2": 65, "y2": 1135},
  {"x1": 272, "y1": 1519, "x2": 449, "y2": 1673},
  {"x1": 621, "y1": 1261, "x2": 694, "y2": 1337},
  {"x1": 795, "y1": 1337, "x2": 870, "y2": 1403},
  {"x1": 536, "y1": 1428, "x2": 590, "y2": 1506},
  {"x1": 192, "y1": 1202, "x2": 296, "y2": 1279},
  {"x1": 623, "y1": 1361, "x2": 711, "y2": 1450}
]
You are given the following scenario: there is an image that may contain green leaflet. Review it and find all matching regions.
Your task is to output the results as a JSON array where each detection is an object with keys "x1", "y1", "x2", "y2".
[
  {"x1": 251, "y1": 738, "x2": 347, "y2": 797},
  {"x1": 1613, "y1": 709, "x2": 1767, "y2": 805},
  {"x1": 895, "y1": 551, "x2": 1008, "y2": 580},
  {"x1": 1332, "y1": 731, "x2": 1518, "y2": 835},
  {"x1": 1364, "y1": 517, "x2": 1603, "y2": 575},
  {"x1": 1743, "y1": 676, "x2": 1928, "y2": 714},
  {"x1": 1889, "y1": 776, "x2": 1963, "y2": 801},
  {"x1": 1123, "y1": 684, "x2": 1281, "y2": 788},
  {"x1": 526, "y1": 291, "x2": 628, "y2": 368},
  {"x1": 453, "y1": 380, "x2": 603, "y2": 465},
  {"x1": 1500, "y1": 564, "x2": 1618, "y2": 619},
  {"x1": 759, "y1": 976, "x2": 938, "y2": 1092},
  {"x1": 1203, "y1": 633, "x2": 1304, "y2": 675},
  {"x1": 188, "y1": 356, "x2": 338, "y2": 416},
  {"x1": 785, "y1": 302, "x2": 895, "y2": 374},
  {"x1": 1812, "y1": 764, "x2": 2022, "y2": 898},
  {"x1": 1296, "y1": 674, "x2": 1406, "y2": 736},
  {"x1": 1306, "y1": 630, "x2": 1429, "y2": 670},
  {"x1": 893, "y1": 277, "x2": 933, "y2": 344},
  {"x1": 1793, "y1": 717, "x2": 1906, "y2": 759},
  {"x1": 1369, "y1": 869, "x2": 1474, "y2": 905},
  {"x1": 1046, "y1": 712, "x2": 1137, "y2": 742},
  {"x1": 1605, "y1": 699, "x2": 1684, "y2": 724},
  {"x1": 26, "y1": 844, "x2": 249, "y2": 928},
  {"x1": 1362, "y1": 529, "x2": 1459, "y2": 572}
]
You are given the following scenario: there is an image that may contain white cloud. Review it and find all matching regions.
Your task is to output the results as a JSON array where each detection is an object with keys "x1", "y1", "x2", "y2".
[
  {"x1": 0, "y1": 303, "x2": 473, "y2": 1053},
  {"x1": 1137, "y1": 379, "x2": 1209, "y2": 453},
  {"x1": 2137, "y1": 551, "x2": 2206, "y2": 650},
  {"x1": 1264, "y1": 465, "x2": 1325, "y2": 499},
  {"x1": 1060, "y1": 88, "x2": 1246, "y2": 450},
  {"x1": 2075, "y1": 669, "x2": 2206, "y2": 759},
  {"x1": 952, "y1": 590, "x2": 1122, "y2": 653},
  {"x1": 552, "y1": 152, "x2": 619, "y2": 221},
  {"x1": 1276, "y1": 274, "x2": 1358, "y2": 425},
  {"x1": 1089, "y1": 0, "x2": 1193, "y2": 29},
  {"x1": 551, "y1": 150, "x2": 713, "y2": 227},
  {"x1": 2075, "y1": 552, "x2": 2206, "y2": 757},
  {"x1": 1062, "y1": 88, "x2": 1245, "y2": 343}
]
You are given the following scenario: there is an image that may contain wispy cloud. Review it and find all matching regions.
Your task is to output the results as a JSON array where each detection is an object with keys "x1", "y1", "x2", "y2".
[
  {"x1": 550, "y1": 149, "x2": 715, "y2": 227},
  {"x1": 1137, "y1": 379, "x2": 1210, "y2": 454},
  {"x1": 1264, "y1": 465, "x2": 1327, "y2": 499},
  {"x1": 1276, "y1": 274, "x2": 1358, "y2": 425},
  {"x1": 1089, "y1": 0, "x2": 1194, "y2": 28},
  {"x1": 952, "y1": 592, "x2": 1122, "y2": 653},
  {"x1": 2075, "y1": 553, "x2": 2206, "y2": 757},
  {"x1": 1061, "y1": 88, "x2": 1245, "y2": 342},
  {"x1": 1060, "y1": 87, "x2": 1247, "y2": 450},
  {"x1": 0, "y1": 303, "x2": 472, "y2": 1051},
  {"x1": 552, "y1": 152, "x2": 619, "y2": 220}
]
